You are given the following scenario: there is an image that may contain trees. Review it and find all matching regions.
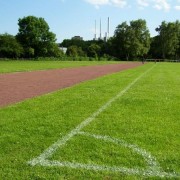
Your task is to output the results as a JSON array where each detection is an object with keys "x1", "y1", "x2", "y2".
[
  {"x1": 148, "y1": 36, "x2": 161, "y2": 58},
  {"x1": 16, "y1": 16, "x2": 62, "y2": 57},
  {"x1": 156, "y1": 21, "x2": 180, "y2": 59},
  {"x1": 113, "y1": 19, "x2": 150, "y2": 60},
  {"x1": 1, "y1": 15, "x2": 180, "y2": 60},
  {"x1": 87, "y1": 44, "x2": 101, "y2": 59},
  {"x1": 66, "y1": 45, "x2": 86, "y2": 58},
  {"x1": 130, "y1": 19, "x2": 151, "y2": 58},
  {"x1": 61, "y1": 39, "x2": 85, "y2": 49},
  {"x1": 66, "y1": 46, "x2": 79, "y2": 57},
  {"x1": 113, "y1": 22, "x2": 132, "y2": 60},
  {"x1": 0, "y1": 33, "x2": 23, "y2": 58}
]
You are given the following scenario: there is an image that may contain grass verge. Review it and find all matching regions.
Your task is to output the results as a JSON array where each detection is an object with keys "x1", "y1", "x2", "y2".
[{"x1": 0, "y1": 60, "x2": 120, "y2": 73}]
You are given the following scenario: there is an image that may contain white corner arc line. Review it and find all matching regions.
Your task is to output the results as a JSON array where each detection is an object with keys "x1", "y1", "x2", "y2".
[
  {"x1": 28, "y1": 65, "x2": 155, "y2": 166},
  {"x1": 75, "y1": 132, "x2": 179, "y2": 178},
  {"x1": 78, "y1": 131, "x2": 160, "y2": 171},
  {"x1": 33, "y1": 131, "x2": 179, "y2": 178},
  {"x1": 35, "y1": 160, "x2": 178, "y2": 178}
]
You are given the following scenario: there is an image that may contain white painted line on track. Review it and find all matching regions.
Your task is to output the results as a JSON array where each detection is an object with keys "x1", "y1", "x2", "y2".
[{"x1": 27, "y1": 64, "x2": 179, "y2": 178}]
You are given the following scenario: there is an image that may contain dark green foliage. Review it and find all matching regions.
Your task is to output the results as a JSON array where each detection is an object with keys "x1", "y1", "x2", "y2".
[
  {"x1": 66, "y1": 45, "x2": 86, "y2": 58},
  {"x1": 61, "y1": 39, "x2": 109, "y2": 60},
  {"x1": 148, "y1": 36, "x2": 161, "y2": 58},
  {"x1": 155, "y1": 21, "x2": 180, "y2": 59},
  {"x1": 87, "y1": 44, "x2": 101, "y2": 59},
  {"x1": 0, "y1": 33, "x2": 23, "y2": 58},
  {"x1": 16, "y1": 16, "x2": 63, "y2": 58},
  {"x1": 112, "y1": 19, "x2": 150, "y2": 60},
  {"x1": 61, "y1": 39, "x2": 85, "y2": 49}
]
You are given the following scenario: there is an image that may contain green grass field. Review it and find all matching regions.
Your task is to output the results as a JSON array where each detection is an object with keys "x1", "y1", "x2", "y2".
[
  {"x1": 0, "y1": 63, "x2": 179, "y2": 179},
  {"x1": 0, "y1": 60, "x2": 120, "y2": 73}
]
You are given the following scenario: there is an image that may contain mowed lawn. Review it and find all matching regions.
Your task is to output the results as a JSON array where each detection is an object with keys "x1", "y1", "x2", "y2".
[
  {"x1": 0, "y1": 60, "x2": 121, "y2": 73},
  {"x1": 0, "y1": 63, "x2": 179, "y2": 179}
]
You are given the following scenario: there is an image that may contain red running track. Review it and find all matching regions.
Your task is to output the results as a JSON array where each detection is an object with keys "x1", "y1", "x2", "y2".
[{"x1": 0, "y1": 62, "x2": 143, "y2": 107}]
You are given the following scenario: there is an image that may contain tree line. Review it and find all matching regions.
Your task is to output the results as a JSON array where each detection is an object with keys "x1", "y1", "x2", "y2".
[
  {"x1": 0, "y1": 16, "x2": 179, "y2": 60},
  {"x1": 0, "y1": 16, "x2": 63, "y2": 59}
]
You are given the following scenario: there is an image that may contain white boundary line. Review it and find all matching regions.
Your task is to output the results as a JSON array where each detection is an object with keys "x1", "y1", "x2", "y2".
[
  {"x1": 75, "y1": 132, "x2": 179, "y2": 178},
  {"x1": 27, "y1": 64, "x2": 179, "y2": 178},
  {"x1": 78, "y1": 131, "x2": 160, "y2": 171},
  {"x1": 32, "y1": 131, "x2": 178, "y2": 178}
]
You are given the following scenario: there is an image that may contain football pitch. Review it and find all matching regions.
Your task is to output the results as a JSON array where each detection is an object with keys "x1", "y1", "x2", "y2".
[{"x1": 0, "y1": 62, "x2": 179, "y2": 179}]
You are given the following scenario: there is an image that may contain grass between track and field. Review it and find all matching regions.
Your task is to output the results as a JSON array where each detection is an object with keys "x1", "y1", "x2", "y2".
[
  {"x1": 0, "y1": 63, "x2": 179, "y2": 179},
  {"x1": 0, "y1": 60, "x2": 120, "y2": 73}
]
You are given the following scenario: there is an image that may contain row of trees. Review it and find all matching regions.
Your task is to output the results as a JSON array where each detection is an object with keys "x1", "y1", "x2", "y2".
[
  {"x1": 0, "y1": 15, "x2": 180, "y2": 60},
  {"x1": 0, "y1": 16, "x2": 63, "y2": 58},
  {"x1": 61, "y1": 20, "x2": 180, "y2": 60},
  {"x1": 150, "y1": 21, "x2": 180, "y2": 59},
  {"x1": 62, "y1": 39, "x2": 104, "y2": 59}
]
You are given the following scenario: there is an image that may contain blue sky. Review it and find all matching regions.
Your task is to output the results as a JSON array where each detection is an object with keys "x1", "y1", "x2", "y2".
[{"x1": 0, "y1": 0, "x2": 179, "y2": 42}]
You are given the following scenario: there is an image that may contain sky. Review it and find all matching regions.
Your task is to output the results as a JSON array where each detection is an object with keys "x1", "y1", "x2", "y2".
[{"x1": 0, "y1": 0, "x2": 179, "y2": 43}]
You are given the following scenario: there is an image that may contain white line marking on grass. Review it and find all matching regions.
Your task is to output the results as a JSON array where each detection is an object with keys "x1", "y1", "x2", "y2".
[
  {"x1": 28, "y1": 64, "x2": 179, "y2": 178},
  {"x1": 78, "y1": 131, "x2": 161, "y2": 172},
  {"x1": 75, "y1": 132, "x2": 179, "y2": 178},
  {"x1": 32, "y1": 131, "x2": 179, "y2": 178},
  {"x1": 32, "y1": 160, "x2": 179, "y2": 178}
]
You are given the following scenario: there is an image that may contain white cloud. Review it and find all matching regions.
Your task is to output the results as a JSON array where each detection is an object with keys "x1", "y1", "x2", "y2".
[
  {"x1": 85, "y1": 0, "x2": 109, "y2": 6},
  {"x1": 175, "y1": 0, "x2": 180, "y2": 10},
  {"x1": 84, "y1": 0, "x2": 127, "y2": 8},
  {"x1": 137, "y1": 0, "x2": 150, "y2": 7},
  {"x1": 85, "y1": 0, "x2": 173, "y2": 11},
  {"x1": 153, "y1": 0, "x2": 170, "y2": 11},
  {"x1": 111, "y1": 0, "x2": 127, "y2": 7},
  {"x1": 174, "y1": 5, "x2": 180, "y2": 10}
]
